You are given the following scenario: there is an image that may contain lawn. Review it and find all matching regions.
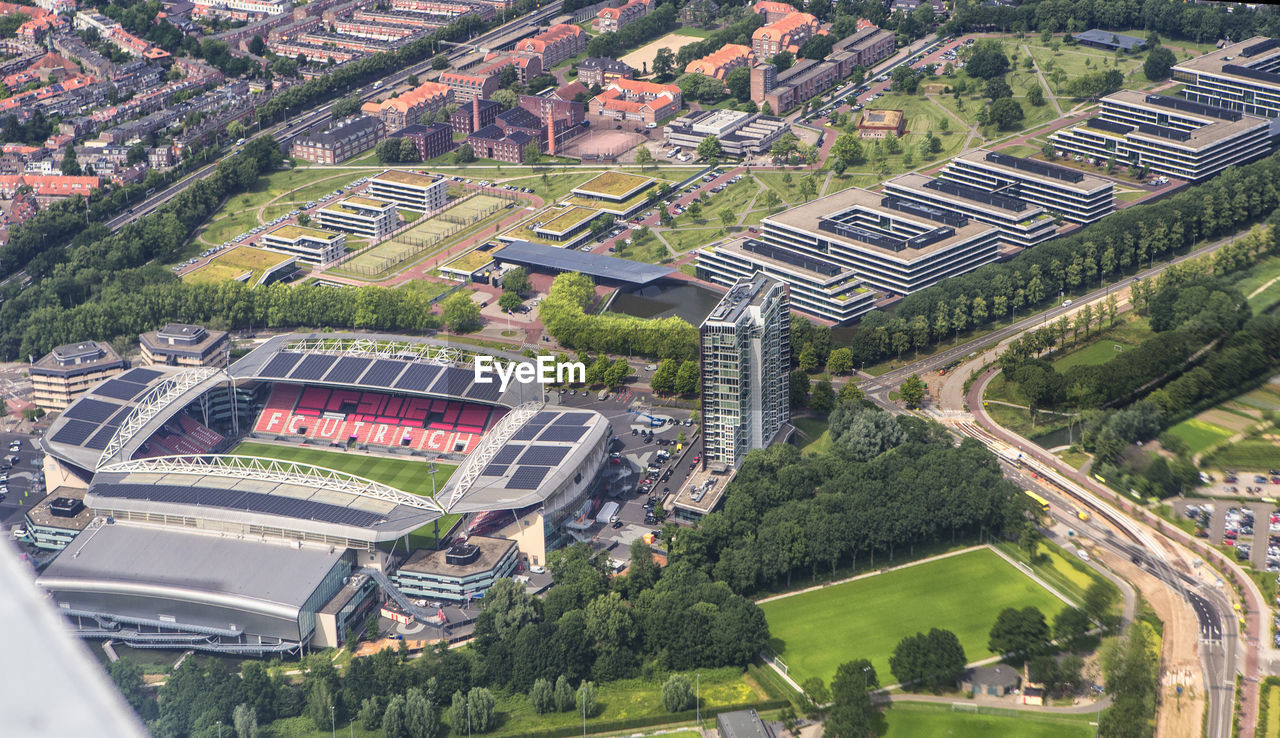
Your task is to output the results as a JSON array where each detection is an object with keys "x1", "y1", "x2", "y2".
[
  {"x1": 1022, "y1": 42, "x2": 1146, "y2": 97},
  {"x1": 500, "y1": 170, "x2": 599, "y2": 202},
  {"x1": 754, "y1": 171, "x2": 812, "y2": 205},
  {"x1": 661, "y1": 226, "x2": 727, "y2": 253},
  {"x1": 233, "y1": 441, "x2": 456, "y2": 498},
  {"x1": 1051, "y1": 338, "x2": 1131, "y2": 372},
  {"x1": 882, "y1": 702, "x2": 1095, "y2": 738},
  {"x1": 792, "y1": 415, "x2": 831, "y2": 455},
  {"x1": 1164, "y1": 418, "x2": 1234, "y2": 456},
  {"x1": 760, "y1": 548, "x2": 1070, "y2": 686},
  {"x1": 1204, "y1": 440, "x2": 1280, "y2": 472},
  {"x1": 849, "y1": 93, "x2": 970, "y2": 169},
  {"x1": 1267, "y1": 683, "x2": 1280, "y2": 738},
  {"x1": 183, "y1": 246, "x2": 294, "y2": 285}
]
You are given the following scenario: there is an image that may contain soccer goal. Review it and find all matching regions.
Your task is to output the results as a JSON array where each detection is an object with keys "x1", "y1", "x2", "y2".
[{"x1": 950, "y1": 702, "x2": 979, "y2": 713}]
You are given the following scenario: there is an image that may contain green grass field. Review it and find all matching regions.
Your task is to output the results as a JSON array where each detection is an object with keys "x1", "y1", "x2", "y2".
[
  {"x1": 760, "y1": 548, "x2": 1070, "y2": 686},
  {"x1": 1205, "y1": 440, "x2": 1280, "y2": 472},
  {"x1": 234, "y1": 441, "x2": 455, "y2": 497},
  {"x1": 1052, "y1": 338, "x2": 1131, "y2": 372},
  {"x1": 1266, "y1": 683, "x2": 1280, "y2": 738},
  {"x1": 882, "y1": 702, "x2": 1095, "y2": 738},
  {"x1": 1165, "y1": 418, "x2": 1234, "y2": 455}
]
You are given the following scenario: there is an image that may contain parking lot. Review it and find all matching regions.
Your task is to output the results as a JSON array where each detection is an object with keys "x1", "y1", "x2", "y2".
[{"x1": 0, "y1": 432, "x2": 47, "y2": 537}]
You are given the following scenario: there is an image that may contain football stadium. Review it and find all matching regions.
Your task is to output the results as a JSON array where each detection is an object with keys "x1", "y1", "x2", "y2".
[{"x1": 36, "y1": 334, "x2": 617, "y2": 655}]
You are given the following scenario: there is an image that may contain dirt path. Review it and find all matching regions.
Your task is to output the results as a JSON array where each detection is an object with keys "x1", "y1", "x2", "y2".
[{"x1": 1092, "y1": 547, "x2": 1206, "y2": 738}]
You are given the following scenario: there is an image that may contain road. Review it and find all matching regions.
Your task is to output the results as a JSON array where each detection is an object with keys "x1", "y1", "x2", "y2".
[{"x1": 104, "y1": 2, "x2": 566, "y2": 233}]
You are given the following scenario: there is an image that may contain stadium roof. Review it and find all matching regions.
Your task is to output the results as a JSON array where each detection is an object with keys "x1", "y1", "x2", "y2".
[
  {"x1": 88, "y1": 455, "x2": 445, "y2": 542},
  {"x1": 38, "y1": 521, "x2": 347, "y2": 622},
  {"x1": 494, "y1": 240, "x2": 675, "y2": 285},
  {"x1": 443, "y1": 404, "x2": 611, "y2": 513}
]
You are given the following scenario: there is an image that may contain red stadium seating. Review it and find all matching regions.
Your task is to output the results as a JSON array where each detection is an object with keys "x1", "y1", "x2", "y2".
[{"x1": 252, "y1": 384, "x2": 502, "y2": 454}]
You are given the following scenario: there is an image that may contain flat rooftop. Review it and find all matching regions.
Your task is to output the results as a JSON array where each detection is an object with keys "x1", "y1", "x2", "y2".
[
  {"x1": 1097, "y1": 89, "x2": 1270, "y2": 147},
  {"x1": 886, "y1": 172, "x2": 1046, "y2": 218},
  {"x1": 26, "y1": 486, "x2": 93, "y2": 532},
  {"x1": 703, "y1": 274, "x2": 784, "y2": 327},
  {"x1": 38, "y1": 522, "x2": 346, "y2": 610},
  {"x1": 1173, "y1": 36, "x2": 1280, "y2": 80},
  {"x1": 570, "y1": 171, "x2": 654, "y2": 201},
  {"x1": 533, "y1": 206, "x2": 599, "y2": 235},
  {"x1": 266, "y1": 224, "x2": 341, "y2": 242},
  {"x1": 372, "y1": 169, "x2": 444, "y2": 188},
  {"x1": 321, "y1": 195, "x2": 395, "y2": 212},
  {"x1": 709, "y1": 238, "x2": 861, "y2": 286},
  {"x1": 953, "y1": 149, "x2": 1113, "y2": 194},
  {"x1": 398, "y1": 535, "x2": 515, "y2": 576},
  {"x1": 859, "y1": 109, "x2": 904, "y2": 128},
  {"x1": 765, "y1": 186, "x2": 997, "y2": 261},
  {"x1": 32, "y1": 341, "x2": 123, "y2": 375},
  {"x1": 494, "y1": 240, "x2": 675, "y2": 285}
]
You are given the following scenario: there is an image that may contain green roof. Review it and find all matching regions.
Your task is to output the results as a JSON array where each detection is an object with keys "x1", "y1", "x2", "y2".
[
  {"x1": 571, "y1": 171, "x2": 655, "y2": 201},
  {"x1": 533, "y1": 206, "x2": 600, "y2": 236},
  {"x1": 267, "y1": 224, "x2": 342, "y2": 242},
  {"x1": 443, "y1": 248, "x2": 500, "y2": 273}
]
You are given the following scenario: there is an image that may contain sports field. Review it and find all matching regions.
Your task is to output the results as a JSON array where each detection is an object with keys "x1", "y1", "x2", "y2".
[
  {"x1": 234, "y1": 441, "x2": 455, "y2": 497},
  {"x1": 882, "y1": 702, "x2": 1094, "y2": 738},
  {"x1": 340, "y1": 194, "x2": 512, "y2": 276},
  {"x1": 760, "y1": 548, "x2": 1070, "y2": 686}
]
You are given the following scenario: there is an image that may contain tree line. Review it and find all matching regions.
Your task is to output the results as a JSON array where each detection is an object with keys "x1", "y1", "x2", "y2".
[
  {"x1": 672, "y1": 404, "x2": 1029, "y2": 596},
  {"x1": 848, "y1": 151, "x2": 1280, "y2": 367},
  {"x1": 538, "y1": 272, "x2": 698, "y2": 362}
]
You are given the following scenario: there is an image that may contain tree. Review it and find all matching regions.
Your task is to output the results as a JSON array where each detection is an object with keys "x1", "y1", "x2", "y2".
[
  {"x1": 653, "y1": 47, "x2": 676, "y2": 80},
  {"x1": 697, "y1": 136, "x2": 722, "y2": 160},
  {"x1": 233, "y1": 703, "x2": 258, "y2": 738},
  {"x1": 296, "y1": 213, "x2": 310, "y2": 226},
  {"x1": 399, "y1": 137, "x2": 421, "y2": 163},
  {"x1": 985, "y1": 77, "x2": 1013, "y2": 100},
  {"x1": 719, "y1": 208, "x2": 735, "y2": 227},
  {"x1": 332, "y1": 96, "x2": 362, "y2": 118},
  {"x1": 798, "y1": 343, "x2": 820, "y2": 373},
  {"x1": 404, "y1": 687, "x2": 442, "y2": 738},
  {"x1": 383, "y1": 694, "x2": 407, "y2": 738},
  {"x1": 674, "y1": 360, "x2": 699, "y2": 396},
  {"x1": 465, "y1": 688, "x2": 495, "y2": 733},
  {"x1": 826, "y1": 347, "x2": 854, "y2": 375},
  {"x1": 789, "y1": 368, "x2": 810, "y2": 407},
  {"x1": 453, "y1": 144, "x2": 475, "y2": 164},
  {"x1": 899, "y1": 374, "x2": 925, "y2": 408},
  {"x1": 661, "y1": 674, "x2": 695, "y2": 712},
  {"x1": 1027, "y1": 85, "x2": 1045, "y2": 106},
  {"x1": 686, "y1": 200, "x2": 702, "y2": 220},
  {"x1": 830, "y1": 133, "x2": 865, "y2": 168},
  {"x1": 498, "y1": 291, "x2": 523, "y2": 312},
  {"x1": 442, "y1": 292, "x2": 481, "y2": 333},
  {"x1": 826, "y1": 659, "x2": 880, "y2": 738},
  {"x1": 987, "y1": 98, "x2": 1025, "y2": 130},
  {"x1": 576, "y1": 680, "x2": 596, "y2": 718},
  {"x1": 837, "y1": 381, "x2": 864, "y2": 403},
  {"x1": 377, "y1": 138, "x2": 403, "y2": 164},
  {"x1": 530, "y1": 678, "x2": 555, "y2": 714},
  {"x1": 107, "y1": 659, "x2": 156, "y2": 721},
  {"x1": 1144, "y1": 46, "x2": 1176, "y2": 81},
  {"x1": 604, "y1": 358, "x2": 630, "y2": 388},
  {"x1": 1083, "y1": 579, "x2": 1117, "y2": 624},
  {"x1": 61, "y1": 144, "x2": 80, "y2": 176},
  {"x1": 651, "y1": 358, "x2": 678, "y2": 395},
  {"x1": 966, "y1": 40, "x2": 1010, "y2": 79},
  {"x1": 771, "y1": 51, "x2": 793, "y2": 72},
  {"x1": 635, "y1": 146, "x2": 655, "y2": 166},
  {"x1": 988, "y1": 606, "x2": 1051, "y2": 662},
  {"x1": 554, "y1": 676, "x2": 576, "y2": 712},
  {"x1": 432, "y1": 54, "x2": 450, "y2": 70},
  {"x1": 524, "y1": 140, "x2": 542, "y2": 165},
  {"x1": 810, "y1": 379, "x2": 835, "y2": 415},
  {"x1": 1053, "y1": 606, "x2": 1093, "y2": 647},
  {"x1": 503, "y1": 266, "x2": 530, "y2": 295},
  {"x1": 890, "y1": 629, "x2": 967, "y2": 693},
  {"x1": 726, "y1": 65, "x2": 752, "y2": 102}
]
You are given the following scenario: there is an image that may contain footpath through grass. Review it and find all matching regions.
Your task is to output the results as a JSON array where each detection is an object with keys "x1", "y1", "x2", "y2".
[
  {"x1": 882, "y1": 702, "x2": 1095, "y2": 738},
  {"x1": 760, "y1": 547, "x2": 1070, "y2": 687}
]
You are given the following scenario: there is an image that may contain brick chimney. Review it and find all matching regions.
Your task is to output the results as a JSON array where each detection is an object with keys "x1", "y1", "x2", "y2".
[
  {"x1": 472, "y1": 96, "x2": 480, "y2": 132},
  {"x1": 546, "y1": 107, "x2": 556, "y2": 156}
]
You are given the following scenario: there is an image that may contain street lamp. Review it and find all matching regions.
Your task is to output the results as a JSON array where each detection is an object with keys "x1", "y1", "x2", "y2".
[{"x1": 330, "y1": 704, "x2": 335, "y2": 738}]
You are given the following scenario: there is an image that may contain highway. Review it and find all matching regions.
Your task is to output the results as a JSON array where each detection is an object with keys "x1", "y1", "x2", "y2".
[{"x1": 104, "y1": 1, "x2": 566, "y2": 232}]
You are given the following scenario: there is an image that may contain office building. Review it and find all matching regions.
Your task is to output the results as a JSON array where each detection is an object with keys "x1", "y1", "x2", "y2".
[
  {"x1": 391, "y1": 536, "x2": 519, "y2": 603},
  {"x1": 751, "y1": 11, "x2": 820, "y2": 58},
  {"x1": 941, "y1": 149, "x2": 1115, "y2": 224},
  {"x1": 259, "y1": 224, "x2": 346, "y2": 266},
  {"x1": 514, "y1": 23, "x2": 586, "y2": 69},
  {"x1": 883, "y1": 173, "x2": 1059, "y2": 249},
  {"x1": 699, "y1": 275, "x2": 790, "y2": 471},
  {"x1": 1073, "y1": 29, "x2": 1146, "y2": 52},
  {"x1": 439, "y1": 69, "x2": 501, "y2": 102},
  {"x1": 360, "y1": 80, "x2": 452, "y2": 129},
  {"x1": 467, "y1": 125, "x2": 532, "y2": 163},
  {"x1": 577, "y1": 57, "x2": 634, "y2": 87},
  {"x1": 589, "y1": 79, "x2": 683, "y2": 124},
  {"x1": 316, "y1": 196, "x2": 400, "y2": 241},
  {"x1": 596, "y1": 0, "x2": 651, "y2": 34},
  {"x1": 450, "y1": 97, "x2": 501, "y2": 134},
  {"x1": 366, "y1": 169, "x2": 449, "y2": 212},
  {"x1": 290, "y1": 115, "x2": 385, "y2": 164},
  {"x1": 31, "y1": 341, "x2": 127, "y2": 412},
  {"x1": 138, "y1": 323, "x2": 230, "y2": 368},
  {"x1": 753, "y1": 186, "x2": 1002, "y2": 296},
  {"x1": 663, "y1": 109, "x2": 787, "y2": 156},
  {"x1": 393, "y1": 122, "x2": 456, "y2": 161},
  {"x1": 685, "y1": 44, "x2": 755, "y2": 81},
  {"x1": 696, "y1": 238, "x2": 876, "y2": 323},
  {"x1": 1048, "y1": 90, "x2": 1273, "y2": 181},
  {"x1": 1173, "y1": 37, "x2": 1280, "y2": 118}
]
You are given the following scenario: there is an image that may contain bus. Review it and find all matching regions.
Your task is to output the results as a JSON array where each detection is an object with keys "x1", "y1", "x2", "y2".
[{"x1": 1025, "y1": 490, "x2": 1051, "y2": 516}]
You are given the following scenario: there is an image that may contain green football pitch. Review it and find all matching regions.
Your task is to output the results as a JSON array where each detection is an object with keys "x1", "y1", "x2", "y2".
[
  {"x1": 760, "y1": 548, "x2": 1071, "y2": 687},
  {"x1": 882, "y1": 702, "x2": 1095, "y2": 738}
]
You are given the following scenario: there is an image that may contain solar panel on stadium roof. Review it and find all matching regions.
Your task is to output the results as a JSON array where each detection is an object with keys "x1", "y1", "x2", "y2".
[
  {"x1": 491, "y1": 445, "x2": 523, "y2": 464},
  {"x1": 531, "y1": 411, "x2": 557, "y2": 424},
  {"x1": 518, "y1": 445, "x2": 570, "y2": 466},
  {"x1": 506, "y1": 466, "x2": 549, "y2": 490},
  {"x1": 51, "y1": 419, "x2": 99, "y2": 447},
  {"x1": 362, "y1": 359, "x2": 406, "y2": 388},
  {"x1": 430, "y1": 366, "x2": 473, "y2": 396},
  {"x1": 92, "y1": 379, "x2": 148, "y2": 401},
  {"x1": 511, "y1": 425, "x2": 543, "y2": 441},
  {"x1": 394, "y1": 363, "x2": 443, "y2": 391},
  {"x1": 483, "y1": 463, "x2": 509, "y2": 477},
  {"x1": 85, "y1": 425, "x2": 118, "y2": 451},
  {"x1": 539, "y1": 425, "x2": 588, "y2": 443},
  {"x1": 290, "y1": 354, "x2": 339, "y2": 381},
  {"x1": 325, "y1": 356, "x2": 373, "y2": 385},
  {"x1": 260, "y1": 352, "x2": 304, "y2": 378},
  {"x1": 64, "y1": 397, "x2": 121, "y2": 423},
  {"x1": 119, "y1": 368, "x2": 163, "y2": 384},
  {"x1": 106, "y1": 406, "x2": 134, "y2": 427},
  {"x1": 554, "y1": 413, "x2": 592, "y2": 426},
  {"x1": 465, "y1": 381, "x2": 502, "y2": 402}
]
